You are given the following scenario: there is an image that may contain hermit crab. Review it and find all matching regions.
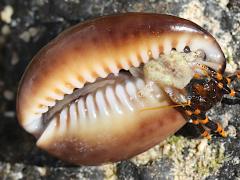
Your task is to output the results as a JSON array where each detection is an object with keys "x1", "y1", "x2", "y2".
[{"x1": 17, "y1": 13, "x2": 239, "y2": 165}]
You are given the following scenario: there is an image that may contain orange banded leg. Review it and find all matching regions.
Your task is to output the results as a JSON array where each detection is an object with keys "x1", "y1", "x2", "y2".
[
  {"x1": 214, "y1": 70, "x2": 240, "y2": 97},
  {"x1": 184, "y1": 105, "x2": 201, "y2": 122},
  {"x1": 188, "y1": 113, "x2": 208, "y2": 126},
  {"x1": 194, "y1": 113, "x2": 227, "y2": 137},
  {"x1": 204, "y1": 120, "x2": 227, "y2": 137},
  {"x1": 187, "y1": 111, "x2": 227, "y2": 138},
  {"x1": 199, "y1": 65, "x2": 239, "y2": 96},
  {"x1": 215, "y1": 77, "x2": 240, "y2": 97},
  {"x1": 197, "y1": 67, "x2": 240, "y2": 99},
  {"x1": 195, "y1": 65, "x2": 239, "y2": 90},
  {"x1": 184, "y1": 109, "x2": 210, "y2": 139},
  {"x1": 195, "y1": 124, "x2": 211, "y2": 140},
  {"x1": 195, "y1": 114, "x2": 226, "y2": 137},
  {"x1": 204, "y1": 68, "x2": 234, "y2": 95},
  {"x1": 198, "y1": 65, "x2": 232, "y2": 90}
]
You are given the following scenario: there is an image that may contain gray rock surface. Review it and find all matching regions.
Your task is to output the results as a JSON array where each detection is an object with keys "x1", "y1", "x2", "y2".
[{"x1": 0, "y1": 0, "x2": 239, "y2": 179}]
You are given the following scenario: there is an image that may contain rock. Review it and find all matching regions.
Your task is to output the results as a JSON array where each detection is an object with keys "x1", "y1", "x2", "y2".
[{"x1": 117, "y1": 161, "x2": 139, "y2": 180}]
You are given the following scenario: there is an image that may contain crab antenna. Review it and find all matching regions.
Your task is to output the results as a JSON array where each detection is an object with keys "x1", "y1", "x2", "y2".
[{"x1": 139, "y1": 101, "x2": 190, "y2": 112}]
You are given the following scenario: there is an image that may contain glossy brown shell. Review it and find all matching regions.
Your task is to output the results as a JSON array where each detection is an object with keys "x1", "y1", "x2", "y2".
[{"x1": 17, "y1": 13, "x2": 226, "y2": 165}]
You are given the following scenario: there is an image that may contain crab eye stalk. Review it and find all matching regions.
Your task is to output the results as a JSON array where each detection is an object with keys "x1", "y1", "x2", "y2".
[{"x1": 17, "y1": 13, "x2": 226, "y2": 165}]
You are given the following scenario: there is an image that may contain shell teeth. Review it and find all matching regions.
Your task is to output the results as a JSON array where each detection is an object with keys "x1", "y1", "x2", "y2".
[
  {"x1": 95, "y1": 66, "x2": 108, "y2": 78},
  {"x1": 176, "y1": 35, "x2": 189, "y2": 52},
  {"x1": 129, "y1": 53, "x2": 140, "y2": 67},
  {"x1": 125, "y1": 80, "x2": 138, "y2": 99},
  {"x1": 119, "y1": 58, "x2": 130, "y2": 70},
  {"x1": 95, "y1": 90, "x2": 109, "y2": 117},
  {"x1": 82, "y1": 72, "x2": 95, "y2": 83},
  {"x1": 151, "y1": 44, "x2": 159, "y2": 59},
  {"x1": 56, "y1": 82, "x2": 74, "y2": 94},
  {"x1": 48, "y1": 91, "x2": 64, "y2": 100},
  {"x1": 140, "y1": 49, "x2": 149, "y2": 63},
  {"x1": 77, "y1": 98, "x2": 87, "y2": 121},
  {"x1": 39, "y1": 77, "x2": 163, "y2": 137},
  {"x1": 69, "y1": 103, "x2": 78, "y2": 128},
  {"x1": 163, "y1": 39, "x2": 172, "y2": 54},
  {"x1": 69, "y1": 78, "x2": 84, "y2": 89},
  {"x1": 86, "y1": 94, "x2": 97, "y2": 120},
  {"x1": 38, "y1": 98, "x2": 56, "y2": 107},
  {"x1": 115, "y1": 84, "x2": 134, "y2": 111},
  {"x1": 135, "y1": 78, "x2": 145, "y2": 90},
  {"x1": 106, "y1": 86, "x2": 123, "y2": 114},
  {"x1": 108, "y1": 62, "x2": 119, "y2": 75},
  {"x1": 59, "y1": 107, "x2": 67, "y2": 133},
  {"x1": 35, "y1": 106, "x2": 49, "y2": 113}
]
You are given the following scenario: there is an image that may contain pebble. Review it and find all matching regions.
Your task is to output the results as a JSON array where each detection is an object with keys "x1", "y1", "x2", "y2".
[
  {"x1": 1, "y1": 25, "x2": 11, "y2": 35},
  {"x1": 227, "y1": 125, "x2": 237, "y2": 137},
  {"x1": 197, "y1": 139, "x2": 208, "y2": 153},
  {"x1": 163, "y1": 144, "x2": 171, "y2": 155},
  {"x1": 11, "y1": 52, "x2": 19, "y2": 65},
  {"x1": 3, "y1": 90, "x2": 14, "y2": 100},
  {"x1": 0, "y1": 5, "x2": 14, "y2": 24},
  {"x1": 36, "y1": 167, "x2": 47, "y2": 176},
  {"x1": 19, "y1": 31, "x2": 31, "y2": 42},
  {"x1": 101, "y1": 164, "x2": 117, "y2": 180},
  {"x1": 232, "y1": 157, "x2": 240, "y2": 165},
  {"x1": 19, "y1": 27, "x2": 39, "y2": 42},
  {"x1": 4, "y1": 111, "x2": 15, "y2": 118}
]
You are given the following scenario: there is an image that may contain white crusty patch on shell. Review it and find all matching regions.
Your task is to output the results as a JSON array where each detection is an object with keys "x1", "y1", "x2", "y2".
[
  {"x1": 143, "y1": 50, "x2": 214, "y2": 90},
  {"x1": 144, "y1": 51, "x2": 194, "y2": 89}
]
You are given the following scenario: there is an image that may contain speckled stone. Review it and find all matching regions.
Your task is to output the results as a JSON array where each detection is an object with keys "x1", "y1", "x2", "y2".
[
  {"x1": 0, "y1": 0, "x2": 239, "y2": 179},
  {"x1": 117, "y1": 161, "x2": 139, "y2": 180}
]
